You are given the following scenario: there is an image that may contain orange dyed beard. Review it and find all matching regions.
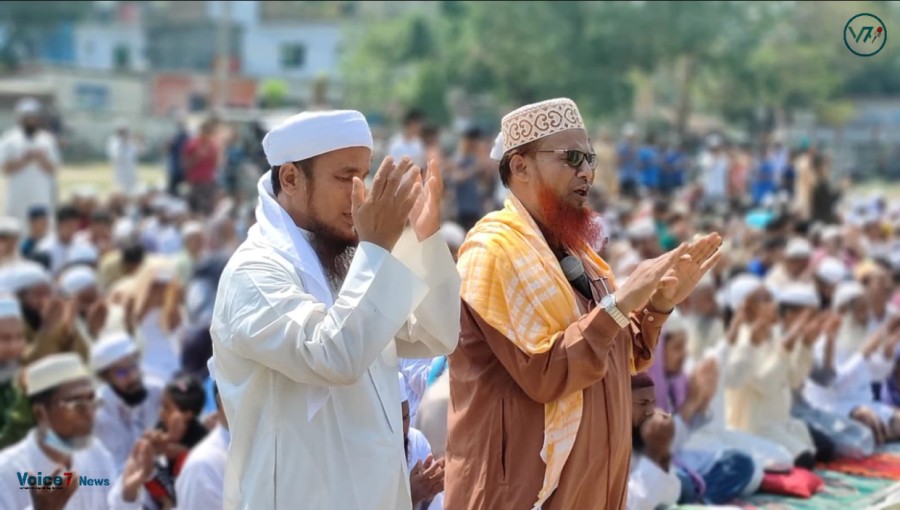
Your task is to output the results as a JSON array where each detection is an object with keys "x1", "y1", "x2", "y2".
[{"x1": 536, "y1": 184, "x2": 601, "y2": 251}]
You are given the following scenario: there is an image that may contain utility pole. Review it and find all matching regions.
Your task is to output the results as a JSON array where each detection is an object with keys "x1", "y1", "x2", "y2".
[{"x1": 215, "y1": 0, "x2": 231, "y2": 110}]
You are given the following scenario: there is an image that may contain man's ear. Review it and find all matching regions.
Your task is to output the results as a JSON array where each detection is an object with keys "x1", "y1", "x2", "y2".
[{"x1": 509, "y1": 154, "x2": 531, "y2": 184}]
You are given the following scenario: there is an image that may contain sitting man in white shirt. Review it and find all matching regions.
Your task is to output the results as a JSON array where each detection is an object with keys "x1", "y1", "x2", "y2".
[
  {"x1": 0, "y1": 353, "x2": 156, "y2": 510},
  {"x1": 628, "y1": 372, "x2": 681, "y2": 510},
  {"x1": 91, "y1": 332, "x2": 164, "y2": 473},
  {"x1": 401, "y1": 373, "x2": 443, "y2": 510},
  {"x1": 176, "y1": 357, "x2": 228, "y2": 510}
]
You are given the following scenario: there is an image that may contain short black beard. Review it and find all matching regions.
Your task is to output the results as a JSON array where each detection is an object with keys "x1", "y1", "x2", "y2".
[
  {"x1": 22, "y1": 303, "x2": 42, "y2": 331},
  {"x1": 308, "y1": 226, "x2": 356, "y2": 290},
  {"x1": 112, "y1": 383, "x2": 149, "y2": 407}
]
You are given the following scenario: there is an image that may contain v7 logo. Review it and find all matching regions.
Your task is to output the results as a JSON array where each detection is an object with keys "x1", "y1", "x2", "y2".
[{"x1": 849, "y1": 26, "x2": 874, "y2": 43}]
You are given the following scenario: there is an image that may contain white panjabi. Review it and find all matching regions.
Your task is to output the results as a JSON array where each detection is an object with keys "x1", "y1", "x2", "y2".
[
  {"x1": 262, "y1": 110, "x2": 374, "y2": 166},
  {"x1": 25, "y1": 352, "x2": 92, "y2": 396}
]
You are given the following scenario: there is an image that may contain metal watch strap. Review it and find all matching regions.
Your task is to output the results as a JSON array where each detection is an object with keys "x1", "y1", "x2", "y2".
[{"x1": 603, "y1": 296, "x2": 629, "y2": 328}]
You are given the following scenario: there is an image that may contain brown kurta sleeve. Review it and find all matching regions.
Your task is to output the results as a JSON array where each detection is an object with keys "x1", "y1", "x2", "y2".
[{"x1": 464, "y1": 299, "x2": 669, "y2": 404}]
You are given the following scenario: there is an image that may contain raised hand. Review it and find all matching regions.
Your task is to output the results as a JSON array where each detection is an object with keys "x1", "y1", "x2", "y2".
[
  {"x1": 409, "y1": 454, "x2": 444, "y2": 505},
  {"x1": 122, "y1": 438, "x2": 157, "y2": 502},
  {"x1": 649, "y1": 232, "x2": 723, "y2": 312},
  {"x1": 86, "y1": 300, "x2": 108, "y2": 338},
  {"x1": 29, "y1": 467, "x2": 79, "y2": 510},
  {"x1": 408, "y1": 159, "x2": 444, "y2": 242},
  {"x1": 613, "y1": 243, "x2": 690, "y2": 314},
  {"x1": 352, "y1": 156, "x2": 423, "y2": 252}
]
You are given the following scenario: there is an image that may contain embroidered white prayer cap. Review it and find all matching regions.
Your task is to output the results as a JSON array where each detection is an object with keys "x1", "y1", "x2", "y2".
[
  {"x1": 90, "y1": 332, "x2": 137, "y2": 372},
  {"x1": 0, "y1": 261, "x2": 51, "y2": 293},
  {"x1": 728, "y1": 273, "x2": 763, "y2": 310},
  {"x1": 784, "y1": 238, "x2": 812, "y2": 259},
  {"x1": 832, "y1": 281, "x2": 865, "y2": 310},
  {"x1": 15, "y1": 97, "x2": 41, "y2": 117},
  {"x1": 398, "y1": 372, "x2": 409, "y2": 403},
  {"x1": 262, "y1": 110, "x2": 373, "y2": 166},
  {"x1": 181, "y1": 221, "x2": 204, "y2": 238},
  {"x1": 67, "y1": 243, "x2": 99, "y2": 266},
  {"x1": 0, "y1": 293, "x2": 22, "y2": 319},
  {"x1": 816, "y1": 257, "x2": 848, "y2": 285},
  {"x1": 0, "y1": 217, "x2": 22, "y2": 237},
  {"x1": 492, "y1": 98, "x2": 586, "y2": 160},
  {"x1": 26, "y1": 353, "x2": 92, "y2": 397},
  {"x1": 775, "y1": 283, "x2": 820, "y2": 309},
  {"x1": 58, "y1": 266, "x2": 98, "y2": 297}
]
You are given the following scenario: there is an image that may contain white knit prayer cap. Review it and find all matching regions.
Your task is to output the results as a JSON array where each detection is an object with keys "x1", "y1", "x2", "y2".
[
  {"x1": 90, "y1": 332, "x2": 137, "y2": 372},
  {"x1": 26, "y1": 353, "x2": 92, "y2": 397},
  {"x1": 58, "y1": 266, "x2": 98, "y2": 297},
  {"x1": 262, "y1": 110, "x2": 374, "y2": 166}
]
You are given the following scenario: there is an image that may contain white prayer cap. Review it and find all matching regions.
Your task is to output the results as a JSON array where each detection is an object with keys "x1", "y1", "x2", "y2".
[
  {"x1": 662, "y1": 310, "x2": 687, "y2": 335},
  {"x1": 58, "y1": 266, "x2": 98, "y2": 297},
  {"x1": 67, "y1": 243, "x2": 99, "y2": 266},
  {"x1": 497, "y1": 98, "x2": 585, "y2": 155},
  {"x1": 785, "y1": 238, "x2": 812, "y2": 259},
  {"x1": 166, "y1": 199, "x2": 188, "y2": 217},
  {"x1": 15, "y1": 97, "x2": 41, "y2": 117},
  {"x1": 728, "y1": 274, "x2": 763, "y2": 310},
  {"x1": 90, "y1": 332, "x2": 137, "y2": 372},
  {"x1": 833, "y1": 280, "x2": 865, "y2": 310},
  {"x1": 776, "y1": 283, "x2": 820, "y2": 308},
  {"x1": 816, "y1": 257, "x2": 848, "y2": 285},
  {"x1": 695, "y1": 273, "x2": 716, "y2": 290},
  {"x1": 440, "y1": 222, "x2": 466, "y2": 248},
  {"x1": 0, "y1": 293, "x2": 22, "y2": 319},
  {"x1": 822, "y1": 225, "x2": 842, "y2": 242},
  {"x1": 627, "y1": 218, "x2": 656, "y2": 240},
  {"x1": 0, "y1": 217, "x2": 21, "y2": 237},
  {"x1": 0, "y1": 261, "x2": 51, "y2": 293},
  {"x1": 113, "y1": 218, "x2": 136, "y2": 244},
  {"x1": 181, "y1": 221, "x2": 204, "y2": 238},
  {"x1": 262, "y1": 110, "x2": 373, "y2": 166},
  {"x1": 25, "y1": 353, "x2": 92, "y2": 397},
  {"x1": 398, "y1": 372, "x2": 409, "y2": 403}
]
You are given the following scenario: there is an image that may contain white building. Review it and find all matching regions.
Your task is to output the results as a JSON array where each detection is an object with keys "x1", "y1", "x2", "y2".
[{"x1": 74, "y1": 23, "x2": 148, "y2": 73}]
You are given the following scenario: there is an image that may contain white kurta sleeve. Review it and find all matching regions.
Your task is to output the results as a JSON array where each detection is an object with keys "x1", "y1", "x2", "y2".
[
  {"x1": 724, "y1": 327, "x2": 759, "y2": 389},
  {"x1": 400, "y1": 358, "x2": 432, "y2": 403},
  {"x1": 390, "y1": 229, "x2": 461, "y2": 359},
  {"x1": 626, "y1": 455, "x2": 681, "y2": 510},
  {"x1": 789, "y1": 343, "x2": 814, "y2": 390},
  {"x1": 220, "y1": 241, "x2": 429, "y2": 386},
  {"x1": 831, "y1": 353, "x2": 870, "y2": 393},
  {"x1": 106, "y1": 476, "x2": 144, "y2": 510},
  {"x1": 175, "y1": 458, "x2": 224, "y2": 510}
]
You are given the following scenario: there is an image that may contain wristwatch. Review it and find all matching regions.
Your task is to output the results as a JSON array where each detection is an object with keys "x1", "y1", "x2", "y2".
[{"x1": 600, "y1": 294, "x2": 629, "y2": 328}]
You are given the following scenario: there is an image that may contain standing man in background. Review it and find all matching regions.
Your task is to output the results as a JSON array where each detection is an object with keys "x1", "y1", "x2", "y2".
[
  {"x1": 107, "y1": 120, "x2": 143, "y2": 195},
  {"x1": 183, "y1": 118, "x2": 220, "y2": 216},
  {"x1": 0, "y1": 98, "x2": 60, "y2": 225}
]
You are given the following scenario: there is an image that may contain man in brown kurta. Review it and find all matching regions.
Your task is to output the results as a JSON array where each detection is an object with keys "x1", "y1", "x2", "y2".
[{"x1": 445, "y1": 98, "x2": 721, "y2": 509}]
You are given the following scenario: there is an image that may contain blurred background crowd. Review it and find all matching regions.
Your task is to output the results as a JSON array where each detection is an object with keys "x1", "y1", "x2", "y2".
[{"x1": 2, "y1": 1, "x2": 900, "y2": 509}]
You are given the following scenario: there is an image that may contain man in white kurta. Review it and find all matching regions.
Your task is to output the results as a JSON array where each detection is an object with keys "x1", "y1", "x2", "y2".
[
  {"x1": 0, "y1": 98, "x2": 60, "y2": 224},
  {"x1": 107, "y1": 123, "x2": 142, "y2": 194},
  {"x1": 211, "y1": 110, "x2": 460, "y2": 510}
]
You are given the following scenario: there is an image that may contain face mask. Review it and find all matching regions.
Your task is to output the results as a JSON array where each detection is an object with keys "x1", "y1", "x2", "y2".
[{"x1": 42, "y1": 427, "x2": 92, "y2": 457}]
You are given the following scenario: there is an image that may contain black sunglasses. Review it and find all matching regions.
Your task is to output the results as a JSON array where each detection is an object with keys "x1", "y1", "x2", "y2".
[{"x1": 534, "y1": 149, "x2": 598, "y2": 170}]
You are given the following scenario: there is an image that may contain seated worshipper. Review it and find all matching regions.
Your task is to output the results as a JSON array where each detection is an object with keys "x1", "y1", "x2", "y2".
[
  {"x1": 414, "y1": 361, "x2": 450, "y2": 458},
  {"x1": 92, "y1": 332, "x2": 164, "y2": 473},
  {"x1": 680, "y1": 277, "x2": 796, "y2": 477},
  {"x1": 804, "y1": 280, "x2": 900, "y2": 445},
  {"x1": 765, "y1": 237, "x2": 813, "y2": 289},
  {"x1": 0, "y1": 216, "x2": 22, "y2": 267},
  {"x1": 127, "y1": 259, "x2": 183, "y2": 382},
  {"x1": 176, "y1": 358, "x2": 228, "y2": 510},
  {"x1": 174, "y1": 221, "x2": 205, "y2": 285},
  {"x1": 0, "y1": 294, "x2": 33, "y2": 448},
  {"x1": 779, "y1": 284, "x2": 877, "y2": 461},
  {"x1": 0, "y1": 260, "x2": 93, "y2": 363},
  {"x1": 98, "y1": 220, "x2": 142, "y2": 292},
  {"x1": 36, "y1": 205, "x2": 92, "y2": 274},
  {"x1": 20, "y1": 206, "x2": 49, "y2": 260},
  {"x1": 211, "y1": 109, "x2": 460, "y2": 510},
  {"x1": 180, "y1": 254, "x2": 229, "y2": 380},
  {"x1": 628, "y1": 373, "x2": 681, "y2": 510},
  {"x1": 59, "y1": 265, "x2": 108, "y2": 342},
  {"x1": 144, "y1": 372, "x2": 208, "y2": 510},
  {"x1": 814, "y1": 256, "x2": 849, "y2": 309},
  {"x1": 646, "y1": 314, "x2": 761, "y2": 503},
  {"x1": 858, "y1": 261, "x2": 894, "y2": 332},
  {"x1": 725, "y1": 274, "x2": 817, "y2": 467},
  {"x1": 681, "y1": 273, "x2": 725, "y2": 365},
  {"x1": 0, "y1": 353, "x2": 156, "y2": 509},
  {"x1": 401, "y1": 373, "x2": 444, "y2": 510},
  {"x1": 446, "y1": 98, "x2": 722, "y2": 510}
]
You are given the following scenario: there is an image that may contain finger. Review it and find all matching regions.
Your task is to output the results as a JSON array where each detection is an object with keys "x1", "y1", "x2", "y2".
[
  {"x1": 658, "y1": 276, "x2": 679, "y2": 288},
  {"x1": 400, "y1": 181, "x2": 425, "y2": 217},
  {"x1": 351, "y1": 177, "x2": 365, "y2": 219},
  {"x1": 694, "y1": 233, "x2": 722, "y2": 262},
  {"x1": 371, "y1": 156, "x2": 395, "y2": 199},
  {"x1": 427, "y1": 158, "x2": 443, "y2": 195},
  {"x1": 698, "y1": 250, "x2": 723, "y2": 273},
  {"x1": 395, "y1": 156, "x2": 413, "y2": 176}
]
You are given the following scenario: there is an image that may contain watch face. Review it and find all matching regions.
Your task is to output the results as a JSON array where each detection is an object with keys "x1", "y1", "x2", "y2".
[{"x1": 600, "y1": 294, "x2": 614, "y2": 308}]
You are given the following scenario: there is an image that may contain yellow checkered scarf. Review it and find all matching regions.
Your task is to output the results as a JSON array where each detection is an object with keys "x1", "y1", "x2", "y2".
[{"x1": 458, "y1": 195, "x2": 614, "y2": 509}]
